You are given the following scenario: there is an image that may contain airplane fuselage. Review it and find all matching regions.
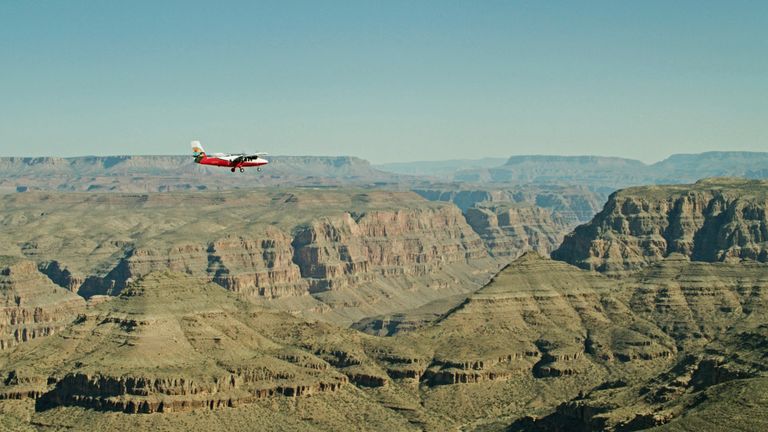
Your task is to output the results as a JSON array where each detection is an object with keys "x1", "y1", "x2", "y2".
[
  {"x1": 195, "y1": 155, "x2": 269, "y2": 168},
  {"x1": 194, "y1": 154, "x2": 269, "y2": 172},
  {"x1": 190, "y1": 141, "x2": 268, "y2": 173}
]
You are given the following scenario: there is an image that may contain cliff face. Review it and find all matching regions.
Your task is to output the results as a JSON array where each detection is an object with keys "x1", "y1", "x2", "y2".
[
  {"x1": 73, "y1": 229, "x2": 308, "y2": 299},
  {"x1": 1, "y1": 250, "x2": 767, "y2": 430},
  {"x1": 413, "y1": 185, "x2": 604, "y2": 260},
  {"x1": 47, "y1": 207, "x2": 491, "y2": 309},
  {"x1": 621, "y1": 255, "x2": 768, "y2": 350},
  {"x1": 413, "y1": 185, "x2": 604, "y2": 222},
  {"x1": 292, "y1": 207, "x2": 488, "y2": 292},
  {"x1": 1, "y1": 190, "x2": 501, "y2": 325},
  {"x1": 0, "y1": 257, "x2": 85, "y2": 350},
  {"x1": 0, "y1": 273, "x2": 351, "y2": 414},
  {"x1": 464, "y1": 205, "x2": 573, "y2": 257},
  {"x1": 552, "y1": 179, "x2": 768, "y2": 274}
]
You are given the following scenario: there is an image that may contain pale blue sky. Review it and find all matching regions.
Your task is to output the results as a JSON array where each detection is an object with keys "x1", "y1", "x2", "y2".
[{"x1": 1, "y1": 1, "x2": 766, "y2": 163}]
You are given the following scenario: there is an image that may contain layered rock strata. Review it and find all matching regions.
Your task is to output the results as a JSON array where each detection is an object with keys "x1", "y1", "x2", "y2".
[
  {"x1": 400, "y1": 253, "x2": 677, "y2": 388},
  {"x1": 413, "y1": 185, "x2": 604, "y2": 223},
  {"x1": 553, "y1": 178, "x2": 768, "y2": 274},
  {"x1": 0, "y1": 257, "x2": 85, "y2": 350},
  {"x1": 464, "y1": 204, "x2": 573, "y2": 257},
  {"x1": 0, "y1": 272, "x2": 350, "y2": 414},
  {"x1": 0, "y1": 190, "x2": 501, "y2": 324},
  {"x1": 292, "y1": 207, "x2": 488, "y2": 292}
]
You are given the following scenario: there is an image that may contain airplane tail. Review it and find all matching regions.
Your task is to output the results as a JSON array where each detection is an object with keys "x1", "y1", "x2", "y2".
[{"x1": 191, "y1": 140, "x2": 206, "y2": 157}]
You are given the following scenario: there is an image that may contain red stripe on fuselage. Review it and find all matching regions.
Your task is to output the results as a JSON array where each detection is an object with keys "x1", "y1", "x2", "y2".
[{"x1": 195, "y1": 156, "x2": 268, "y2": 168}]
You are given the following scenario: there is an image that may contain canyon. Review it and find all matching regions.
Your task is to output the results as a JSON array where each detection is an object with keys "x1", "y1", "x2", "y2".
[
  {"x1": 0, "y1": 178, "x2": 766, "y2": 430},
  {"x1": 0, "y1": 189, "x2": 510, "y2": 325},
  {"x1": 1, "y1": 249, "x2": 765, "y2": 430}
]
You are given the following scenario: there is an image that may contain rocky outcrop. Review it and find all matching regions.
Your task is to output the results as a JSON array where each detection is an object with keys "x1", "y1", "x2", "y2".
[
  {"x1": 2, "y1": 190, "x2": 501, "y2": 325},
  {"x1": 464, "y1": 204, "x2": 573, "y2": 257},
  {"x1": 621, "y1": 255, "x2": 768, "y2": 349},
  {"x1": 291, "y1": 207, "x2": 489, "y2": 292},
  {"x1": 0, "y1": 257, "x2": 85, "y2": 350},
  {"x1": 399, "y1": 254, "x2": 677, "y2": 390},
  {"x1": 35, "y1": 371, "x2": 347, "y2": 413},
  {"x1": 552, "y1": 179, "x2": 768, "y2": 274},
  {"x1": 74, "y1": 230, "x2": 308, "y2": 299},
  {"x1": 0, "y1": 272, "x2": 352, "y2": 414}
]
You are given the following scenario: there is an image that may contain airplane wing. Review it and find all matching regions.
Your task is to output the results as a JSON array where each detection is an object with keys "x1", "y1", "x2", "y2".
[{"x1": 234, "y1": 152, "x2": 268, "y2": 162}]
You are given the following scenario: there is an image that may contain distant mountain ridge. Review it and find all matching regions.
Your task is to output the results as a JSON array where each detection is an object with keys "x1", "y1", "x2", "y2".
[
  {"x1": 374, "y1": 157, "x2": 508, "y2": 177},
  {"x1": 435, "y1": 151, "x2": 768, "y2": 186},
  {"x1": 0, "y1": 154, "x2": 378, "y2": 176},
  {"x1": 0, "y1": 155, "x2": 406, "y2": 192}
]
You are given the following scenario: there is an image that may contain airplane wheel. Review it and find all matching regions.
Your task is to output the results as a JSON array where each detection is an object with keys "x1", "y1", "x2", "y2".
[
  {"x1": 239, "y1": 167, "x2": 245, "y2": 173},
  {"x1": 257, "y1": 167, "x2": 261, "y2": 172},
  {"x1": 230, "y1": 167, "x2": 235, "y2": 173}
]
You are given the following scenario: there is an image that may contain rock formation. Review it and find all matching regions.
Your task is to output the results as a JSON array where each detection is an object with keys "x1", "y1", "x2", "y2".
[
  {"x1": 2, "y1": 177, "x2": 768, "y2": 430},
  {"x1": 464, "y1": 204, "x2": 572, "y2": 257},
  {"x1": 413, "y1": 184, "x2": 604, "y2": 222},
  {"x1": 0, "y1": 272, "x2": 350, "y2": 414},
  {"x1": 552, "y1": 178, "x2": 768, "y2": 274},
  {"x1": 291, "y1": 207, "x2": 488, "y2": 292},
  {"x1": 0, "y1": 190, "x2": 502, "y2": 325},
  {"x1": 0, "y1": 257, "x2": 85, "y2": 350}
]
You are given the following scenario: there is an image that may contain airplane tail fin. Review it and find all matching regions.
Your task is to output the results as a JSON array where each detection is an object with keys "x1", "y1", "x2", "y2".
[{"x1": 191, "y1": 140, "x2": 206, "y2": 157}]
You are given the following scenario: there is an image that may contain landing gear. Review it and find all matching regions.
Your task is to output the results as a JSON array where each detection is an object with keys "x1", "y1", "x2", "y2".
[
  {"x1": 239, "y1": 167, "x2": 245, "y2": 173},
  {"x1": 256, "y1": 167, "x2": 261, "y2": 172},
  {"x1": 231, "y1": 167, "x2": 236, "y2": 173}
]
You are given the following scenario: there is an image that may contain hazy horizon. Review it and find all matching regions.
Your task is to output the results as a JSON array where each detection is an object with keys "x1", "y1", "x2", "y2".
[
  {"x1": 4, "y1": 148, "x2": 768, "y2": 167},
  {"x1": 1, "y1": 1, "x2": 766, "y2": 164}
]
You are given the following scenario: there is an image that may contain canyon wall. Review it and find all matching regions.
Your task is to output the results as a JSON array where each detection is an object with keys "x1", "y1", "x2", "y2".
[
  {"x1": 552, "y1": 178, "x2": 768, "y2": 274},
  {"x1": 0, "y1": 190, "x2": 501, "y2": 324},
  {"x1": 464, "y1": 204, "x2": 572, "y2": 257},
  {"x1": 0, "y1": 257, "x2": 85, "y2": 350}
]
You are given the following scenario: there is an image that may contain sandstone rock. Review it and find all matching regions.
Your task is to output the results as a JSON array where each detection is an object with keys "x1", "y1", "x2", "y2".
[
  {"x1": 0, "y1": 190, "x2": 503, "y2": 325},
  {"x1": 464, "y1": 204, "x2": 573, "y2": 257},
  {"x1": 0, "y1": 272, "x2": 350, "y2": 414},
  {"x1": 0, "y1": 257, "x2": 85, "y2": 350},
  {"x1": 553, "y1": 178, "x2": 768, "y2": 274}
]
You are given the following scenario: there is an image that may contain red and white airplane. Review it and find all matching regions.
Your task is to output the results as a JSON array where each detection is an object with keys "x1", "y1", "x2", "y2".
[{"x1": 191, "y1": 141, "x2": 269, "y2": 173}]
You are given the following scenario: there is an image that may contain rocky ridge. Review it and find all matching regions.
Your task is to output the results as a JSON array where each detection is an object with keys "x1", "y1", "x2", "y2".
[
  {"x1": 413, "y1": 184, "x2": 604, "y2": 222},
  {"x1": 412, "y1": 184, "x2": 603, "y2": 259},
  {"x1": 0, "y1": 250, "x2": 766, "y2": 430},
  {"x1": 552, "y1": 178, "x2": 768, "y2": 274},
  {"x1": 0, "y1": 257, "x2": 85, "y2": 350},
  {"x1": 446, "y1": 152, "x2": 768, "y2": 188},
  {"x1": 0, "y1": 155, "x2": 405, "y2": 193},
  {"x1": 464, "y1": 204, "x2": 572, "y2": 257},
  {"x1": 0, "y1": 190, "x2": 502, "y2": 325},
  {"x1": 0, "y1": 272, "x2": 351, "y2": 414}
]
